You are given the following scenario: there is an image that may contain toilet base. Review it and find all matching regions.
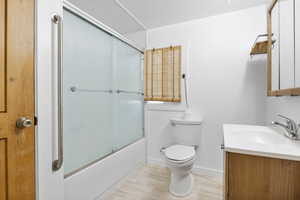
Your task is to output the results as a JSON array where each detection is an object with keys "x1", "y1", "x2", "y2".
[{"x1": 169, "y1": 172, "x2": 194, "y2": 197}]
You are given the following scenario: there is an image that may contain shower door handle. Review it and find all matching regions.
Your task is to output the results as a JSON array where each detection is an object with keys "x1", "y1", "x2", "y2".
[{"x1": 51, "y1": 14, "x2": 64, "y2": 172}]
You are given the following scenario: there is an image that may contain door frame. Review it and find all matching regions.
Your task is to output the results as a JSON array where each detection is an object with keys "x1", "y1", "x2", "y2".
[{"x1": 35, "y1": 0, "x2": 64, "y2": 199}]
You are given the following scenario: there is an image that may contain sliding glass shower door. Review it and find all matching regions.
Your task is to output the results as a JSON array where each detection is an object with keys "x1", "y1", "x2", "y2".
[
  {"x1": 63, "y1": 9, "x2": 144, "y2": 175},
  {"x1": 113, "y1": 39, "x2": 144, "y2": 150}
]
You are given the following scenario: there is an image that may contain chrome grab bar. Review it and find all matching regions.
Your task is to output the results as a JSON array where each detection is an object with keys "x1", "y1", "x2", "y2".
[
  {"x1": 70, "y1": 86, "x2": 113, "y2": 94},
  {"x1": 52, "y1": 14, "x2": 63, "y2": 171},
  {"x1": 116, "y1": 89, "x2": 144, "y2": 95}
]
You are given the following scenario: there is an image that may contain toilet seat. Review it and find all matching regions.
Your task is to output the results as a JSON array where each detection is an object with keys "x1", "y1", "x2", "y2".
[{"x1": 164, "y1": 145, "x2": 195, "y2": 163}]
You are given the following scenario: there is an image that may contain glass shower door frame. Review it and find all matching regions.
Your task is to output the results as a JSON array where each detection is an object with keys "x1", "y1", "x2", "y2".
[{"x1": 63, "y1": 1, "x2": 145, "y2": 177}]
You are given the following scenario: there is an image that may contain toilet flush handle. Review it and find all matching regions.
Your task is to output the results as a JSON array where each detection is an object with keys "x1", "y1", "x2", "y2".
[{"x1": 160, "y1": 147, "x2": 167, "y2": 154}]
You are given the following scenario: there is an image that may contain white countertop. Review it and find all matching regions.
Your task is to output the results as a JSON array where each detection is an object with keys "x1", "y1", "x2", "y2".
[{"x1": 223, "y1": 124, "x2": 300, "y2": 161}]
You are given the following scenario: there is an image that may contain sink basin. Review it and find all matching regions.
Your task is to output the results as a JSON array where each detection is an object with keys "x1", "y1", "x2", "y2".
[
  {"x1": 230, "y1": 129, "x2": 285, "y2": 145},
  {"x1": 223, "y1": 124, "x2": 300, "y2": 161}
]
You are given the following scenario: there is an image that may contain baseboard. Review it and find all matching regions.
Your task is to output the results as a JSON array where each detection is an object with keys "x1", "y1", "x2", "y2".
[
  {"x1": 147, "y1": 157, "x2": 224, "y2": 178},
  {"x1": 192, "y1": 165, "x2": 224, "y2": 178}
]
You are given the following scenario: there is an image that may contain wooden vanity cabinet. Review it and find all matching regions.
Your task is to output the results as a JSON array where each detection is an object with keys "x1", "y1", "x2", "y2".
[{"x1": 224, "y1": 152, "x2": 300, "y2": 200}]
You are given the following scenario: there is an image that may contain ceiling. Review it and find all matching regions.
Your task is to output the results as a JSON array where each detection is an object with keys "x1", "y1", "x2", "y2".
[
  {"x1": 68, "y1": 0, "x2": 267, "y2": 33},
  {"x1": 69, "y1": 0, "x2": 145, "y2": 34},
  {"x1": 119, "y1": 0, "x2": 267, "y2": 29}
]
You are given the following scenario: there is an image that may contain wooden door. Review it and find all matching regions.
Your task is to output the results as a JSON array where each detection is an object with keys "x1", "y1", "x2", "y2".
[{"x1": 0, "y1": 0, "x2": 35, "y2": 199}]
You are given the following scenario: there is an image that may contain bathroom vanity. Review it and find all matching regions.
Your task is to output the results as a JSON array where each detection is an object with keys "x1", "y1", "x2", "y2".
[{"x1": 223, "y1": 124, "x2": 300, "y2": 200}]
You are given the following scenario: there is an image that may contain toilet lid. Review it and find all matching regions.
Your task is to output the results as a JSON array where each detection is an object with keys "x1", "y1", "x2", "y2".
[{"x1": 164, "y1": 145, "x2": 195, "y2": 161}]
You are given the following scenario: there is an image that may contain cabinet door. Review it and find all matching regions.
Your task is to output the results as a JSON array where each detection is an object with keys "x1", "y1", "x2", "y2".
[
  {"x1": 295, "y1": 0, "x2": 300, "y2": 87},
  {"x1": 271, "y1": 0, "x2": 280, "y2": 91},
  {"x1": 227, "y1": 152, "x2": 300, "y2": 200},
  {"x1": 279, "y1": 0, "x2": 295, "y2": 89}
]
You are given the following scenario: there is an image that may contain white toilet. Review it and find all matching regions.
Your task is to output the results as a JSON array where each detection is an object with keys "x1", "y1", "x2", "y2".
[
  {"x1": 162, "y1": 144, "x2": 197, "y2": 197},
  {"x1": 160, "y1": 116, "x2": 201, "y2": 197}
]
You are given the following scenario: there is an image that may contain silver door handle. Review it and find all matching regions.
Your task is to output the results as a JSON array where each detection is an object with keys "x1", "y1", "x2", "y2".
[
  {"x1": 51, "y1": 14, "x2": 63, "y2": 172},
  {"x1": 16, "y1": 117, "x2": 33, "y2": 129}
]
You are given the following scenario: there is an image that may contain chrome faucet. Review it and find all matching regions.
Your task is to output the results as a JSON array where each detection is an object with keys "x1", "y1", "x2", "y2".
[{"x1": 272, "y1": 115, "x2": 300, "y2": 140}]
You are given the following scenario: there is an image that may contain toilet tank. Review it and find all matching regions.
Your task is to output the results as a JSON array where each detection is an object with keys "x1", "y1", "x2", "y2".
[{"x1": 170, "y1": 119, "x2": 202, "y2": 146}]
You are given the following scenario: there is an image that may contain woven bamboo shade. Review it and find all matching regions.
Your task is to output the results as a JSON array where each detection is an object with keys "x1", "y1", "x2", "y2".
[{"x1": 144, "y1": 46, "x2": 181, "y2": 102}]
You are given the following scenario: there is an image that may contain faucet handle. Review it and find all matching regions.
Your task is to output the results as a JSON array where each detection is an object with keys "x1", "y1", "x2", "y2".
[
  {"x1": 277, "y1": 114, "x2": 298, "y2": 132},
  {"x1": 273, "y1": 115, "x2": 300, "y2": 140},
  {"x1": 277, "y1": 114, "x2": 294, "y2": 123}
]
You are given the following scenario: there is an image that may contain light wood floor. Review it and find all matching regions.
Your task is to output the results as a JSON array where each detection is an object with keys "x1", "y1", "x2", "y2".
[{"x1": 103, "y1": 165, "x2": 223, "y2": 200}]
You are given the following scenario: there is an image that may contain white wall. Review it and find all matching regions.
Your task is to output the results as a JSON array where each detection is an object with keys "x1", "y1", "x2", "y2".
[
  {"x1": 36, "y1": 0, "x2": 64, "y2": 199},
  {"x1": 146, "y1": 5, "x2": 267, "y2": 173},
  {"x1": 266, "y1": 97, "x2": 300, "y2": 124}
]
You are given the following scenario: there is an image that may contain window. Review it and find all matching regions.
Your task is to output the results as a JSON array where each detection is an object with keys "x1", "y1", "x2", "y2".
[{"x1": 144, "y1": 46, "x2": 181, "y2": 102}]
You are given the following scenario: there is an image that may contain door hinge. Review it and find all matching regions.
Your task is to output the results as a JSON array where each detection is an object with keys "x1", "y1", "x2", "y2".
[
  {"x1": 221, "y1": 144, "x2": 225, "y2": 150},
  {"x1": 34, "y1": 116, "x2": 38, "y2": 126}
]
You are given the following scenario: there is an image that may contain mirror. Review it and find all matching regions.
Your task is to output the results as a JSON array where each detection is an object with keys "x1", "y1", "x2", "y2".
[
  {"x1": 296, "y1": 0, "x2": 300, "y2": 87},
  {"x1": 279, "y1": 0, "x2": 294, "y2": 90},
  {"x1": 270, "y1": 0, "x2": 279, "y2": 91},
  {"x1": 268, "y1": 0, "x2": 300, "y2": 96}
]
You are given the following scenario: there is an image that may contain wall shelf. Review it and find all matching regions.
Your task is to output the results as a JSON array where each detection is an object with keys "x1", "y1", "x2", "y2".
[{"x1": 250, "y1": 34, "x2": 275, "y2": 56}]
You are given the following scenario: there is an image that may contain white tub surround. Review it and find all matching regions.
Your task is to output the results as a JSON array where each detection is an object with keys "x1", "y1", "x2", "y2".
[
  {"x1": 223, "y1": 124, "x2": 300, "y2": 161},
  {"x1": 64, "y1": 139, "x2": 146, "y2": 200}
]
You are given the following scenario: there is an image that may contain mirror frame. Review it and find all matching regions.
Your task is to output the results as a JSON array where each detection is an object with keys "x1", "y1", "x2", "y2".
[{"x1": 267, "y1": 0, "x2": 300, "y2": 96}]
